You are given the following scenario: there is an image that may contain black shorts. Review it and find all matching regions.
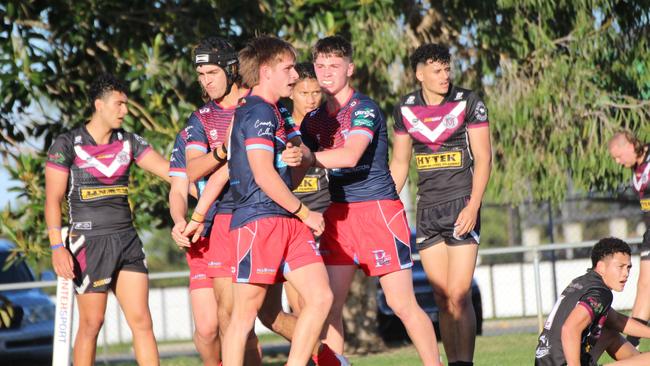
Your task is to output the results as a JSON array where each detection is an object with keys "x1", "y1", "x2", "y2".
[
  {"x1": 416, "y1": 196, "x2": 481, "y2": 250},
  {"x1": 67, "y1": 228, "x2": 148, "y2": 294}
]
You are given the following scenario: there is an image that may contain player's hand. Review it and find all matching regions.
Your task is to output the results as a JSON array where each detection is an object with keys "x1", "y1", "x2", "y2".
[
  {"x1": 52, "y1": 247, "x2": 75, "y2": 280},
  {"x1": 302, "y1": 210, "x2": 325, "y2": 236},
  {"x1": 182, "y1": 220, "x2": 205, "y2": 244},
  {"x1": 454, "y1": 204, "x2": 479, "y2": 238},
  {"x1": 282, "y1": 142, "x2": 303, "y2": 167},
  {"x1": 172, "y1": 220, "x2": 191, "y2": 248}
]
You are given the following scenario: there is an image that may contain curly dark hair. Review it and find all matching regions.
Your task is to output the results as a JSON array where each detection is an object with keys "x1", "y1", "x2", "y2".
[
  {"x1": 312, "y1": 35, "x2": 352, "y2": 60},
  {"x1": 591, "y1": 237, "x2": 631, "y2": 267},
  {"x1": 295, "y1": 62, "x2": 317, "y2": 81},
  {"x1": 88, "y1": 73, "x2": 128, "y2": 111},
  {"x1": 409, "y1": 43, "x2": 451, "y2": 72}
]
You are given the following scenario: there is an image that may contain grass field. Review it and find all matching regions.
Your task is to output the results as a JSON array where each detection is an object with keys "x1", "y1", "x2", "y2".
[{"x1": 108, "y1": 332, "x2": 650, "y2": 366}]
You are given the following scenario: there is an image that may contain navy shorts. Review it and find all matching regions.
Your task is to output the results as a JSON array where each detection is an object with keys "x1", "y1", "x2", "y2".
[
  {"x1": 415, "y1": 196, "x2": 481, "y2": 250},
  {"x1": 67, "y1": 228, "x2": 147, "y2": 294}
]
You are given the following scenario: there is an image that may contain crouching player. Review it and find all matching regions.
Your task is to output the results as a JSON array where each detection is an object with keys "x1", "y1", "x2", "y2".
[{"x1": 535, "y1": 237, "x2": 650, "y2": 366}]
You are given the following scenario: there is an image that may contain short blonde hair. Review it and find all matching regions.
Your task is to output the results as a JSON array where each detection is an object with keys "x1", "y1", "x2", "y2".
[
  {"x1": 609, "y1": 129, "x2": 645, "y2": 158},
  {"x1": 239, "y1": 36, "x2": 297, "y2": 88}
]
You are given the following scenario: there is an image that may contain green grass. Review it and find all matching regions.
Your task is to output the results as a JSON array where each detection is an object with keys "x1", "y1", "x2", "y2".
[{"x1": 102, "y1": 332, "x2": 650, "y2": 365}]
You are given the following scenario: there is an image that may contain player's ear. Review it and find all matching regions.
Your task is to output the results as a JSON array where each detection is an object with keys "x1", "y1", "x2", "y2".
[
  {"x1": 346, "y1": 61, "x2": 354, "y2": 78},
  {"x1": 94, "y1": 98, "x2": 103, "y2": 113},
  {"x1": 415, "y1": 64, "x2": 425, "y2": 83}
]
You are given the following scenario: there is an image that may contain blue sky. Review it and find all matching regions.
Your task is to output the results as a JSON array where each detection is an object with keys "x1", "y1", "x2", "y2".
[{"x1": 0, "y1": 166, "x2": 19, "y2": 207}]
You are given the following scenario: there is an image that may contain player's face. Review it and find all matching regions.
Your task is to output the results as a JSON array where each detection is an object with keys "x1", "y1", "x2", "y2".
[
  {"x1": 609, "y1": 141, "x2": 637, "y2": 168},
  {"x1": 599, "y1": 253, "x2": 632, "y2": 292},
  {"x1": 290, "y1": 78, "x2": 322, "y2": 118},
  {"x1": 197, "y1": 64, "x2": 228, "y2": 100},
  {"x1": 313, "y1": 54, "x2": 354, "y2": 96},
  {"x1": 97, "y1": 91, "x2": 128, "y2": 129},
  {"x1": 417, "y1": 60, "x2": 451, "y2": 96},
  {"x1": 268, "y1": 53, "x2": 299, "y2": 98}
]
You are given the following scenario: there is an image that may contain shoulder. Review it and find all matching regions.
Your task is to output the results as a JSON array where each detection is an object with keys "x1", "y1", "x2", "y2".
[
  {"x1": 121, "y1": 130, "x2": 149, "y2": 146},
  {"x1": 399, "y1": 90, "x2": 421, "y2": 106},
  {"x1": 350, "y1": 93, "x2": 380, "y2": 116}
]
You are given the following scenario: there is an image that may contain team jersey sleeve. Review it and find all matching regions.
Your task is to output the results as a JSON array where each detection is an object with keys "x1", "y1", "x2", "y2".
[
  {"x1": 299, "y1": 115, "x2": 319, "y2": 152},
  {"x1": 169, "y1": 131, "x2": 187, "y2": 178},
  {"x1": 350, "y1": 99, "x2": 382, "y2": 141},
  {"x1": 129, "y1": 132, "x2": 153, "y2": 162},
  {"x1": 185, "y1": 113, "x2": 209, "y2": 153},
  {"x1": 242, "y1": 104, "x2": 277, "y2": 153},
  {"x1": 392, "y1": 103, "x2": 408, "y2": 135},
  {"x1": 278, "y1": 103, "x2": 301, "y2": 140},
  {"x1": 577, "y1": 287, "x2": 613, "y2": 321},
  {"x1": 465, "y1": 92, "x2": 489, "y2": 128},
  {"x1": 46, "y1": 133, "x2": 74, "y2": 172}
]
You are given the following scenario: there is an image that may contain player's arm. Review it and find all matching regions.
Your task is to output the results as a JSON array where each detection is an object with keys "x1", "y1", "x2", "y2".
[
  {"x1": 248, "y1": 148, "x2": 324, "y2": 235},
  {"x1": 390, "y1": 133, "x2": 413, "y2": 194},
  {"x1": 186, "y1": 146, "x2": 227, "y2": 182},
  {"x1": 169, "y1": 175, "x2": 191, "y2": 248},
  {"x1": 561, "y1": 304, "x2": 593, "y2": 366},
  {"x1": 45, "y1": 166, "x2": 74, "y2": 279},
  {"x1": 136, "y1": 149, "x2": 172, "y2": 183},
  {"x1": 455, "y1": 125, "x2": 492, "y2": 236},
  {"x1": 182, "y1": 164, "x2": 230, "y2": 242},
  {"x1": 312, "y1": 134, "x2": 370, "y2": 169},
  {"x1": 606, "y1": 309, "x2": 650, "y2": 338}
]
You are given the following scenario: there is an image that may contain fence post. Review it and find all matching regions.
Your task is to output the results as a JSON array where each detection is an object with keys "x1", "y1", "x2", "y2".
[{"x1": 533, "y1": 247, "x2": 544, "y2": 333}]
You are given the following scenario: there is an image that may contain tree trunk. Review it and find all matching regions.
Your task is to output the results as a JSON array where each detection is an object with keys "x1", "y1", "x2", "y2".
[{"x1": 341, "y1": 270, "x2": 386, "y2": 355}]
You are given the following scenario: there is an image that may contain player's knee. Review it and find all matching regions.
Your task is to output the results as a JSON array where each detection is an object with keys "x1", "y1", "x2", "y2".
[
  {"x1": 194, "y1": 320, "x2": 219, "y2": 342},
  {"x1": 304, "y1": 286, "x2": 333, "y2": 313},
  {"x1": 447, "y1": 290, "x2": 472, "y2": 313},
  {"x1": 386, "y1": 295, "x2": 417, "y2": 321},
  {"x1": 432, "y1": 290, "x2": 451, "y2": 312},
  {"x1": 78, "y1": 314, "x2": 104, "y2": 336},
  {"x1": 126, "y1": 311, "x2": 153, "y2": 332},
  {"x1": 257, "y1": 306, "x2": 280, "y2": 330}
]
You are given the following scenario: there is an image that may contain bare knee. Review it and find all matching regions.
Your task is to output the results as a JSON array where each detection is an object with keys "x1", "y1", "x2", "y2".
[
  {"x1": 78, "y1": 313, "x2": 104, "y2": 338},
  {"x1": 126, "y1": 311, "x2": 153, "y2": 333},
  {"x1": 194, "y1": 320, "x2": 218, "y2": 342},
  {"x1": 386, "y1": 293, "x2": 418, "y2": 321},
  {"x1": 304, "y1": 287, "x2": 333, "y2": 314}
]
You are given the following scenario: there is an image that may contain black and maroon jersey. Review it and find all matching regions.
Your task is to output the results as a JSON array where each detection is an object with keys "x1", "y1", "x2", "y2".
[
  {"x1": 228, "y1": 96, "x2": 301, "y2": 229},
  {"x1": 46, "y1": 125, "x2": 152, "y2": 236},
  {"x1": 293, "y1": 167, "x2": 330, "y2": 213},
  {"x1": 393, "y1": 86, "x2": 489, "y2": 208},
  {"x1": 535, "y1": 270, "x2": 613, "y2": 366},
  {"x1": 300, "y1": 91, "x2": 398, "y2": 203},
  {"x1": 185, "y1": 100, "x2": 235, "y2": 214},
  {"x1": 633, "y1": 146, "x2": 650, "y2": 221}
]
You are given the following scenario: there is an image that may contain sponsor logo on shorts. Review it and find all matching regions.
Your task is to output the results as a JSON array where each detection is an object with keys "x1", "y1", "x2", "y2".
[
  {"x1": 73, "y1": 222, "x2": 92, "y2": 230},
  {"x1": 256, "y1": 267, "x2": 277, "y2": 275},
  {"x1": 372, "y1": 250, "x2": 392, "y2": 268},
  {"x1": 80, "y1": 186, "x2": 129, "y2": 201},
  {"x1": 191, "y1": 274, "x2": 207, "y2": 281},
  {"x1": 308, "y1": 240, "x2": 321, "y2": 256},
  {"x1": 92, "y1": 277, "x2": 112, "y2": 288},
  {"x1": 294, "y1": 176, "x2": 319, "y2": 193},
  {"x1": 641, "y1": 198, "x2": 650, "y2": 212},
  {"x1": 208, "y1": 261, "x2": 224, "y2": 268},
  {"x1": 415, "y1": 151, "x2": 462, "y2": 170}
]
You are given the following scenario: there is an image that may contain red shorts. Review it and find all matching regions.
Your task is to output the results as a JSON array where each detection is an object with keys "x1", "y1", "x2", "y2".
[
  {"x1": 186, "y1": 236, "x2": 212, "y2": 291},
  {"x1": 320, "y1": 199, "x2": 413, "y2": 276},
  {"x1": 206, "y1": 213, "x2": 234, "y2": 278},
  {"x1": 229, "y1": 216, "x2": 322, "y2": 285}
]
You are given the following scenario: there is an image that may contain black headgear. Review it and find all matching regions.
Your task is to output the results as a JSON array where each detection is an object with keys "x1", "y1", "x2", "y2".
[{"x1": 194, "y1": 38, "x2": 239, "y2": 96}]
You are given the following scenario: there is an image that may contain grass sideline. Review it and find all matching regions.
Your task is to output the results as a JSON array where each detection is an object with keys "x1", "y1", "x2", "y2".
[{"x1": 109, "y1": 332, "x2": 650, "y2": 365}]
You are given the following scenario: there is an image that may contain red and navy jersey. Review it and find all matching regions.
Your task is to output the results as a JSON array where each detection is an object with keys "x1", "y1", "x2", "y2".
[
  {"x1": 293, "y1": 167, "x2": 330, "y2": 214},
  {"x1": 46, "y1": 125, "x2": 152, "y2": 236},
  {"x1": 185, "y1": 100, "x2": 235, "y2": 214},
  {"x1": 169, "y1": 130, "x2": 217, "y2": 237},
  {"x1": 228, "y1": 96, "x2": 301, "y2": 229},
  {"x1": 632, "y1": 146, "x2": 650, "y2": 227},
  {"x1": 535, "y1": 270, "x2": 612, "y2": 366},
  {"x1": 393, "y1": 85, "x2": 489, "y2": 208},
  {"x1": 300, "y1": 91, "x2": 398, "y2": 203}
]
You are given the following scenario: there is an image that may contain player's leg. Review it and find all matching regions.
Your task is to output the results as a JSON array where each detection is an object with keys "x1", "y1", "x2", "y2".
[
  {"x1": 592, "y1": 326, "x2": 646, "y2": 365},
  {"x1": 379, "y1": 269, "x2": 440, "y2": 366},
  {"x1": 190, "y1": 287, "x2": 220, "y2": 366},
  {"x1": 284, "y1": 262, "x2": 334, "y2": 366},
  {"x1": 113, "y1": 270, "x2": 159, "y2": 365},
  {"x1": 258, "y1": 282, "x2": 297, "y2": 340},
  {"x1": 73, "y1": 292, "x2": 108, "y2": 366},
  {"x1": 221, "y1": 283, "x2": 267, "y2": 366},
  {"x1": 322, "y1": 265, "x2": 356, "y2": 353},
  {"x1": 285, "y1": 281, "x2": 304, "y2": 315}
]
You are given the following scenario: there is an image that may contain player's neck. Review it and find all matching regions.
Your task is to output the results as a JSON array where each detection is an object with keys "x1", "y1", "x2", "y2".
[
  {"x1": 637, "y1": 146, "x2": 648, "y2": 166},
  {"x1": 252, "y1": 83, "x2": 280, "y2": 104},
  {"x1": 292, "y1": 111, "x2": 304, "y2": 126},
  {"x1": 217, "y1": 84, "x2": 243, "y2": 108},
  {"x1": 422, "y1": 88, "x2": 445, "y2": 106},
  {"x1": 86, "y1": 117, "x2": 113, "y2": 145},
  {"x1": 326, "y1": 85, "x2": 353, "y2": 113}
]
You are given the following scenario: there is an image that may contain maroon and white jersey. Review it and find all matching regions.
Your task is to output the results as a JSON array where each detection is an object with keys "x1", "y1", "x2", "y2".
[
  {"x1": 633, "y1": 145, "x2": 650, "y2": 225},
  {"x1": 393, "y1": 85, "x2": 489, "y2": 208},
  {"x1": 46, "y1": 125, "x2": 152, "y2": 235}
]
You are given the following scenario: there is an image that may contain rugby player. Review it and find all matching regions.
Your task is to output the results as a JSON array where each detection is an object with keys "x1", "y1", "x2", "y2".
[
  {"x1": 608, "y1": 130, "x2": 650, "y2": 347},
  {"x1": 46, "y1": 73, "x2": 170, "y2": 366},
  {"x1": 390, "y1": 43, "x2": 492, "y2": 366},
  {"x1": 535, "y1": 237, "x2": 650, "y2": 366}
]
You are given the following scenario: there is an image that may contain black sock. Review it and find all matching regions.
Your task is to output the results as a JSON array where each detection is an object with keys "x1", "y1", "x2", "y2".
[{"x1": 449, "y1": 362, "x2": 473, "y2": 366}]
